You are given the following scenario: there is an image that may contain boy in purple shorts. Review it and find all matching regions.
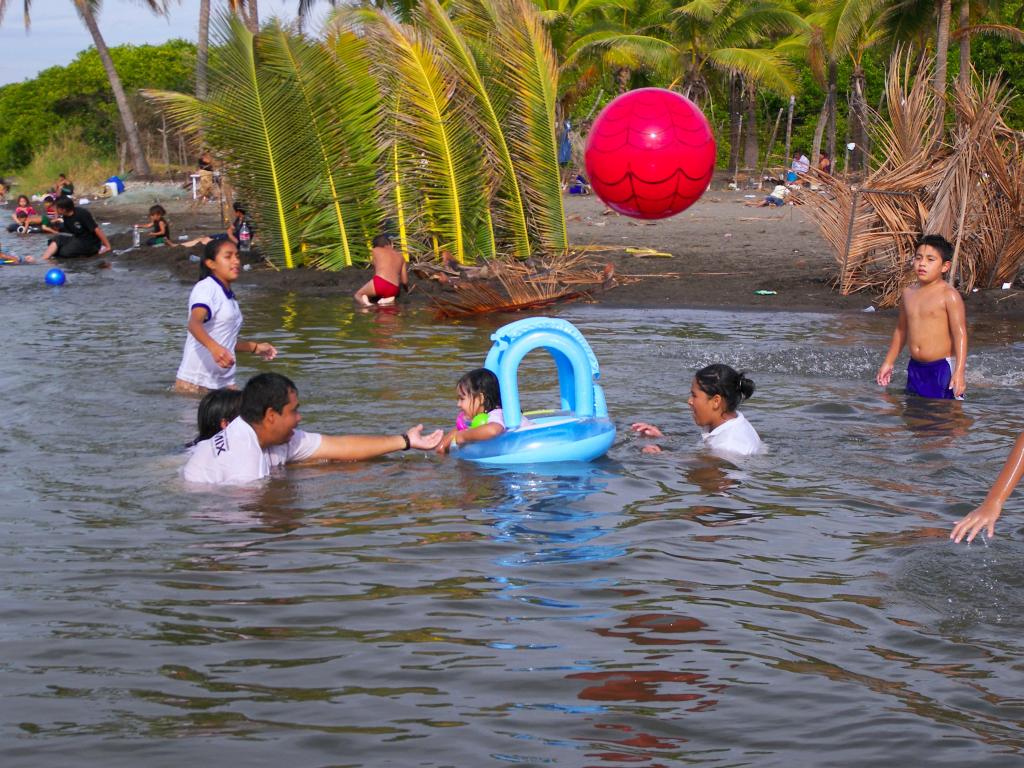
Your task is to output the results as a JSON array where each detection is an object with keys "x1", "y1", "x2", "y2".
[{"x1": 876, "y1": 234, "x2": 967, "y2": 399}]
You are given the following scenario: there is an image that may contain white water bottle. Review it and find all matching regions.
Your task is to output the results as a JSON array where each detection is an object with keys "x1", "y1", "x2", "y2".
[
  {"x1": 238, "y1": 222, "x2": 251, "y2": 253},
  {"x1": 132, "y1": 225, "x2": 141, "y2": 247}
]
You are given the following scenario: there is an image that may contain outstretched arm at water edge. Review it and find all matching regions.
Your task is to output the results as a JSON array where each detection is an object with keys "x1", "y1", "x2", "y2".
[
  {"x1": 951, "y1": 432, "x2": 1024, "y2": 543},
  {"x1": 313, "y1": 425, "x2": 443, "y2": 462}
]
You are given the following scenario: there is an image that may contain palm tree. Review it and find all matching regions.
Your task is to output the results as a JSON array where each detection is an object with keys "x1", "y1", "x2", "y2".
[
  {"x1": 196, "y1": 0, "x2": 211, "y2": 99},
  {"x1": 802, "y1": 0, "x2": 894, "y2": 171},
  {"x1": 670, "y1": 0, "x2": 803, "y2": 173},
  {"x1": 934, "y1": 0, "x2": 951, "y2": 99},
  {"x1": 0, "y1": 0, "x2": 166, "y2": 176},
  {"x1": 953, "y1": 0, "x2": 1024, "y2": 89}
]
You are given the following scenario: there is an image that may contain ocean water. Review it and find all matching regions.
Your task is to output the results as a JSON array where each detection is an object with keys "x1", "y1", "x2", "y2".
[{"x1": 2, "y1": 257, "x2": 1024, "y2": 766}]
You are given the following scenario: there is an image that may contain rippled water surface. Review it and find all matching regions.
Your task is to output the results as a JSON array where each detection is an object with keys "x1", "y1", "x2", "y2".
[{"x1": 3, "y1": 259, "x2": 1024, "y2": 766}]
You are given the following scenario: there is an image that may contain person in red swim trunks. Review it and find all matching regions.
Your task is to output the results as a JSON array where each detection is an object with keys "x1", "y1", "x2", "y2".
[{"x1": 355, "y1": 234, "x2": 408, "y2": 306}]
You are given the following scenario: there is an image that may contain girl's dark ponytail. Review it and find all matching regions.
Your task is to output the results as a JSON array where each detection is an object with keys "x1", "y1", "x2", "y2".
[{"x1": 737, "y1": 373, "x2": 755, "y2": 402}]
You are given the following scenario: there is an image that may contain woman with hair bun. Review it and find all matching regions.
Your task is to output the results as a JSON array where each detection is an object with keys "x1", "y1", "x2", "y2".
[{"x1": 631, "y1": 363, "x2": 763, "y2": 457}]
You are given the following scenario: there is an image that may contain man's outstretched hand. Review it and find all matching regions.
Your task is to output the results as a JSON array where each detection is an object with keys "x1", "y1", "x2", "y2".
[{"x1": 406, "y1": 424, "x2": 444, "y2": 451}]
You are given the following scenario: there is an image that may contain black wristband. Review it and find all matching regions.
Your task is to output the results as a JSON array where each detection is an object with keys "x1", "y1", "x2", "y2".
[{"x1": 401, "y1": 433, "x2": 411, "y2": 450}]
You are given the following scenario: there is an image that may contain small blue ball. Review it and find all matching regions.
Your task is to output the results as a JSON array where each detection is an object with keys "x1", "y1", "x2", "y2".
[{"x1": 45, "y1": 268, "x2": 66, "y2": 287}]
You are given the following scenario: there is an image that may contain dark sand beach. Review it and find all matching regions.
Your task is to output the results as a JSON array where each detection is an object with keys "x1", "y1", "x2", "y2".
[{"x1": 27, "y1": 183, "x2": 1024, "y2": 315}]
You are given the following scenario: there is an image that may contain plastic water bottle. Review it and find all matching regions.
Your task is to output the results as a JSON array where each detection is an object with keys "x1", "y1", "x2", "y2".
[
  {"x1": 132, "y1": 225, "x2": 141, "y2": 248},
  {"x1": 238, "y1": 222, "x2": 251, "y2": 253}
]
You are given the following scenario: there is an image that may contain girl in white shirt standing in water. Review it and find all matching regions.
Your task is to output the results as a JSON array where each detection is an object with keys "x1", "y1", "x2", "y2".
[
  {"x1": 175, "y1": 239, "x2": 277, "y2": 394},
  {"x1": 631, "y1": 363, "x2": 764, "y2": 457}
]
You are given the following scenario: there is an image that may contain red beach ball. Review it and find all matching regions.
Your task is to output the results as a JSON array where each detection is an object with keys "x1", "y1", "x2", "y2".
[{"x1": 584, "y1": 88, "x2": 716, "y2": 219}]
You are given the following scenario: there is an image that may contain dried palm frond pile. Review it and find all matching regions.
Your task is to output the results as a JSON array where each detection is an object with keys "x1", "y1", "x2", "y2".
[
  {"x1": 800, "y1": 54, "x2": 1024, "y2": 307},
  {"x1": 427, "y1": 251, "x2": 615, "y2": 318}
]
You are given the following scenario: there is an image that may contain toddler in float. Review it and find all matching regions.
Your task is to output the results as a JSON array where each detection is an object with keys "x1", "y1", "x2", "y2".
[{"x1": 438, "y1": 368, "x2": 533, "y2": 454}]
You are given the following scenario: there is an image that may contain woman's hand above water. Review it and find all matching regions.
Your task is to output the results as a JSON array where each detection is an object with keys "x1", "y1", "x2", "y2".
[{"x1": 631, "y1": 422, "x2": 663, "y2": 438}]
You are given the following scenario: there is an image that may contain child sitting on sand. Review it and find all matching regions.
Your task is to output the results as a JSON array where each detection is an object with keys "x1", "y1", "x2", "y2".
[
  {"x1": 876, "y1": 234, "x2": 967, "y2": 399},
  {"x1": 136, "y1": 204, "x2": 170, "y2": 246},
  {"x1": 182, "y1": 202, "x2": 250, "y2": 249},
  {"x1": 745, "y1": 185, "x2": 789, "y2": 207},
  {"x1": 8, "y1": 195, "x2": 36, "y2": 231},
  {"x1": 437, "y1": 368, "x2": 515, "y2": 454},
  {"x1": 631, "y1": 363, "x2": 763, "y2": 457},
  {"x1": 354, "y1": 234, "x2": 408, "y2": 306}
]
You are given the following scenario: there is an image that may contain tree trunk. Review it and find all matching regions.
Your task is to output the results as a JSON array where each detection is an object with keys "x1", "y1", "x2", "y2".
[
  {"x1": 616, "y1": 67, "x2": 631, "y2": 94},
  {"x1": 934, "y1": 0, "x2": 951, "y2": 102},
  {"x1": 743, "y1": 81, "x2": 759, "y2": 170},
  {"x1": 958, "y1": 0, "x2": 970, "y2": 89},
  {"x1": 826, "y1": 60, "x2": 838, "y2": 165},
  {"x1": 245, "y1": 0, "x2": 259, "y2": 34},
  {"x1": 850, "y1": 65, "x2": 868, "y2": 173},
  {"x1": 728, "y1": 74, "x2": 742, "y2": 178},
  {"x1": 811, "y1": 90, "x2": 828, "y2": 167},
  {"x1": 77, "y1": 1, "x2": 151, "y2": 176},
  {"x1": 196, "y1": 0, "x2": 210, "y2": 100}
]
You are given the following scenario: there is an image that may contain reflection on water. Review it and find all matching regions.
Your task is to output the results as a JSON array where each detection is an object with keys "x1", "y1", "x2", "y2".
[{"x1": 2, "y1": 272, "x2": 1024, "y2": 765}]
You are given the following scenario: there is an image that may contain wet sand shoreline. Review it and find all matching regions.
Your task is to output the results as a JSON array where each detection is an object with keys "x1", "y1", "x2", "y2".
[{"x1": 20, "y1": 183, "x2": 1024, "y2": 317}]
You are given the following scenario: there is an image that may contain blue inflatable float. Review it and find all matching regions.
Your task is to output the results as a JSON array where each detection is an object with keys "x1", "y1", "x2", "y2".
[{"x1": 457, "y1": 317, "x2": 615, "y2": 465}]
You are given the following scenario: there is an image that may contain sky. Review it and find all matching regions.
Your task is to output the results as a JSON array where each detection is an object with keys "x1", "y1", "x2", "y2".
[{"x1": 0, "y1": 0, "x2": 331, "y2": 86}]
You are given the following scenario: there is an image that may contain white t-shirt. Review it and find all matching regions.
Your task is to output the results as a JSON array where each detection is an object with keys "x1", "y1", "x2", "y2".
[
  {"x1": 176, "y1": 276, "x2": 244, "y2": 389},
  {"x1": 183, "y1": 416, "x2": 322, "y2": 485},
  {"x1": 770, "y1": 185, "x2": 789, "y2": 199},
  {"x1": 702, "y1": 412, "x2": 763, "y2": 457},
  {"x1": 792, "y1": 154, "x2": 810, "y2": 174}
]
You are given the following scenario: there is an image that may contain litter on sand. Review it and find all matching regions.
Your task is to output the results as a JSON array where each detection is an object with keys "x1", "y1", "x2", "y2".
[
  {"x1": 625, "y1": 247, "x2": 672, "y2": 258},
  {"x1": 754, "y1": 290, "x2": 777, "y2": 295}
]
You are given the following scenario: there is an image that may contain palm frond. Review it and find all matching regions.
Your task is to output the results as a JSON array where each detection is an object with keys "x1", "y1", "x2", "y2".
[
  {"x1": 674, "y1": 0, "x2": 721, "y2": 24},
  {"x1": 418, "y1": 0, "x2": 532, "y2": 259},
  {"x1": 360, "y1": 10, "x2": 495, "y2": 264},
  {"x1": 951, "y1": 23, "x2": 1024, "y2": 44},
  {"x1": 707, "y1": 46, "x2": 798, "y2": 95},
  {"x1": 471, "y1": 0, "x2": 567, "y2": 254},
  {"x1": 259, "y1": 23, "x2": 384, "y2": 269},
  {"x1": 204, "y1": 14, "x2": 310, "y2": 269}
]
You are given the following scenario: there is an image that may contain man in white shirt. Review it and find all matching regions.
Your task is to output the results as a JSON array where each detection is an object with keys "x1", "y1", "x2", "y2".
[{"x1": 184, "y1": 373, "x2": 443, "y2": 484}]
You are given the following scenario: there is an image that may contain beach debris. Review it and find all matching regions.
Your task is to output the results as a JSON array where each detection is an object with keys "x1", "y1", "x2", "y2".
[
  {"x1": 723, "y1": 233, "x2": 732, "y2": 238},
  {"x1": 1002, "y1": 282, "x2": 1013, "y2": 289},
  {"x1": 799, "y1": 53, "x2": 1024, "y2": 307},
  {"x1": 429, "y1": 251, "x2": 613, "y2": 318},
  {"x1": 753, "y1": 289, "x2": 777, "y2": 295},
  {"x1": 863, "y1": 305, "x2": 876, "y2": 312},
  {"x1": 625, "y1": 247, "x2": 672, "y2": 258}
]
